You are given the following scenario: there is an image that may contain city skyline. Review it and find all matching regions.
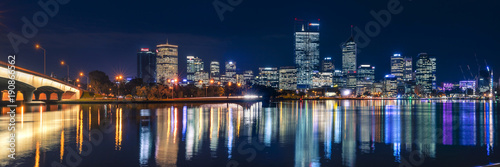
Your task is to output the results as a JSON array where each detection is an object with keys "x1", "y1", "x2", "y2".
[{"x1": 0, "y1": 0, "x2": 499, "y2": 84}]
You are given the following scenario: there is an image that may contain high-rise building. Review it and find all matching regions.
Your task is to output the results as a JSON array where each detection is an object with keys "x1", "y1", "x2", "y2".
[
  {"x1": 322, "y1": 57, "x2": 334, "y2": 72},
  {"x1": 187, "y1": 56, "x2": 204, "y2": 81},
  {"x1": 391, "y1": 54, "x2": 404, "y2": 83},
  {"x1": 279, "y1": 66, "x2": 297, "y2": 90},
  {"x1": 257, "y1": 67, "x2": 279, "y2": 88},
  {"x1": 295, "y1": 19, "x2": 320, "y2": 89},
  {"x1": 403, "y1": 57, "x2": 413, "y2": 81},
  {"x1": 225, "y1": 61, "x2": 237, "y2": 83},
  {"x1": 243, "y1": 70, "x2": 254, "y2": 85},
  {"x1": 333, "y1": 70, "x2": 345, "y2": 88},
  {"x1": 311, "y1": 71, "x2": 333, "y2": 88},
  {"x1": 415, "y1": 53, "x2": 436, "y2": 94},
  {"x1": 137, "y1": 48, "x2": 156, "y2": 84},
  {"x1": 210, "y1": 61, "x2": 220, "y2": 81},
  {"x1": 384, "y1": 74, "x2": 398, "y2": 96},
  {"x1": 342, "y1": 30, "x2": 357, "y2": 90},
  {"x1": 357, "y1": 65, "x2": 375, "y2": 94},
  {"x1": 156, "y1": 41, "x2": 178, "y2": 84},
  {"x1": 194, "y1": 71, "x2": 209, "y2": 87}
]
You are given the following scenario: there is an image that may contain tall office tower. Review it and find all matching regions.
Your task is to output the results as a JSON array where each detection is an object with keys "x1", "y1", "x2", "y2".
[
  {"x1": 194, "y1": 71, "x2": 209, "y2": 86},
  {"x1": 357, "y1": 65, "x2": 375, "y2": 94},
  {"x1": 210, "y1": 61, "x2": 220, "y2": 81},
  {"x1": 156, "y1": 41, "x2": 178, "y2": 84},
  {"x1": 333, "y1": 70, "x2": 345, "y2": 88},
  {"x1": 384, "y1": 74, "x2": 398, "y2": 96},
  {"x1": 243, "y1": 70, "x2": 254, "y2": 85},
  {"x1": 415, "y1": 53, "x2": 436, "y2": 94},
  {"x1": 430, "y1": 56, "x2": 437, "y2": 90},
  {"x1": 257, "y1": 67, "x2": 279, "y2": 88},
  {"x1": 225, "y1": 61, "x2": 237, "y2": 83},
  {"x1": 137, "y1": 48, "x2": 156, "y2": 84},
  {"x1": 342, "y1": 28, "x2": 357, "y2": 90},
  {"x1": 295, "y1": 18, "x2": 320, "y2": 89},
  {"x1": 322, "y1": 57, "x2": 334, "y2": 72},
  {"x1": 279, "y1": 66, "x2": 297, "y2": 90},
  {"x1": 403, "y1": 57, "x2": 413, "y2": 81},
  {"x1": 187, "y1": 56, "x2": 204, "y2": 81},
  {"x1": 391, "y1": 54, "x2": 404, "y2": 83}
]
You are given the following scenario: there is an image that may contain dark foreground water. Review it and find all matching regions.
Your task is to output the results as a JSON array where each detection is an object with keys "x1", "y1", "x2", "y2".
[{"x1": 0, "y1": 100, "x2": 499, "y2": 167}]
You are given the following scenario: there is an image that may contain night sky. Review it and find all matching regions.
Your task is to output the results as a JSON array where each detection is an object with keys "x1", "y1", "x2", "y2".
[{"x1": 1, "y1": 0, "x2": 499, "y2": 84}]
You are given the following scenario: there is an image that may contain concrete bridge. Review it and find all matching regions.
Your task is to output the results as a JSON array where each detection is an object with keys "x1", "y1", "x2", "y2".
[{"x1": 0, "y1": 61, "x2": 81, "y2": 102}]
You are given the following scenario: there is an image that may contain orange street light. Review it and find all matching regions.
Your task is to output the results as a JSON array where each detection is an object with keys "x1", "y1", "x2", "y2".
[
  {"x1": 79, "y1": 72, "x2": 89, "y2": 90},
  {"x1": 60, "y1": 60, "x2": 70, "y2": 83},
  {"x1": 76, "y1": 79, "x2": 80, "y2": 82},
  {"x1": 199, "y1": 80, "x2": 203, "y2": 84},
  {"x1": 35, "y1": 44, "x2": 46, "y2": 75},
  {"x1": 228, "y1": 82, "x2": 232, "y2": 86},
  {"x1": 78, "y1": 84, "x2": 81, "y2": 87},
  {"x1": 210, "y1": 79, "x2": 214, "y2": 84},
  {"x1": 237, "y1": 83, "x2": 241, "y2": 87}
]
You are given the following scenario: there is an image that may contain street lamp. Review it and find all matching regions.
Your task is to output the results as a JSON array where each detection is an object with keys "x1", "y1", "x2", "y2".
[
  {"x1": 35, "y1": 44, "x2": 46, "y2": 75},
  {"x1": 60, "y1": 61, "x2": 70, "y2": 83},
  {"x1": 79, "y1": 72, "x2": 89, "y2": 90},
  {"x1": 115, "y1": 75, "x2": 123, "y2": 99}
]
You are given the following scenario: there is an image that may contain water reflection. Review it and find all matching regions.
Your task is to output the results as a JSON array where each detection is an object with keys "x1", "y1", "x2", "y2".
[{"x1": 0, "y1": 100, "x2": 498, "y2": 167}]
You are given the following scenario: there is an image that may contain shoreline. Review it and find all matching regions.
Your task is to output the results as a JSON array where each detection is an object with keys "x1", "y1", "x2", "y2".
[{"x1": 2, "y1": 97, "x2": 497, "y2": 106}]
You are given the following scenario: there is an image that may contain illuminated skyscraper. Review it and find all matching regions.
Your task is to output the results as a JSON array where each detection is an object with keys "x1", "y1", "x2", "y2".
[
  {"x1": 225, "y1": 61, "x2": 236, "y2": 83},
  {"x1": 384, "y1": 74, "x2": 398, "y2": 96},
  {"x1": 333, "y1": 70, "x2": 345, "y2": 88},
  {"x1": 279, "y1": 66, "x2": 297, "y2": 90},
  {"x1": 342, "y1": 28, "x2": 357, "y2": 90},
  {"x1": 210, "y1": 61, "x2": 220, "y2": 81},
  {"x1": 137, "y1": 48, "x2": 156, "y2": 84},
  {"x1": 391, "y1": 54, "x2": 404, "y2": 83},
  {"x1": 156, "y1": 41, "x2": 178, "y2": 84},
  {"x1": 322, "y1": 57, "x2": 334, "y2": 72},
  {"x1": 243, "y1": 70, "x2": 254, "y2": 85},
  {"x1": 257, "y1": 67, "x2": 279, "y2": 88},
  {"x1": 187, "y1": 56, "x2": 204, "y2": 81},
  {"x1": 403, "y1": 57, "x2": 413, "y2": 81},
  {"x1": 415, "y1": 53, "x2": 436, "y2": 94},
  {"x1": 295, "y1": 18, "x2": 320, "y2": 89},
  {"x1": 357, "y1": 65, "x2": 375, "y2": 94}
]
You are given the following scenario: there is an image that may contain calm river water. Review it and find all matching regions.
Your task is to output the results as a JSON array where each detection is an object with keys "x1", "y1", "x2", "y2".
[{"x1": 0, "y1": 100, "x2": 498, "y2": 167}]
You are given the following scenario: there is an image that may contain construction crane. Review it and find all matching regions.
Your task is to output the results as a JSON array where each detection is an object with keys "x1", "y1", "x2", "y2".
[{"x1": 459, "y1": 65, "x2": 467, "y2": 80}]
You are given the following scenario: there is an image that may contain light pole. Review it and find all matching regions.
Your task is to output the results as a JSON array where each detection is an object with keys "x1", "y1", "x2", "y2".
[
  {"x1": 61, "y1": 61, "x2": 69, "y2": 83},
  {"x1": 35, "y1": 44, "x2": 46, "y2": 75},
  {"x1": 80, "y1": 72, "x2": 89, "y2": 90},
  {"x1": 115, "y1": 75, "x2": 123, "y2": 99}
]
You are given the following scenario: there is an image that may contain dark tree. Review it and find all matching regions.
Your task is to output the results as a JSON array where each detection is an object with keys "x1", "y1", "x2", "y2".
[{"x1": 88, "y1": 70, "x2": 113, "y2": 94}]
